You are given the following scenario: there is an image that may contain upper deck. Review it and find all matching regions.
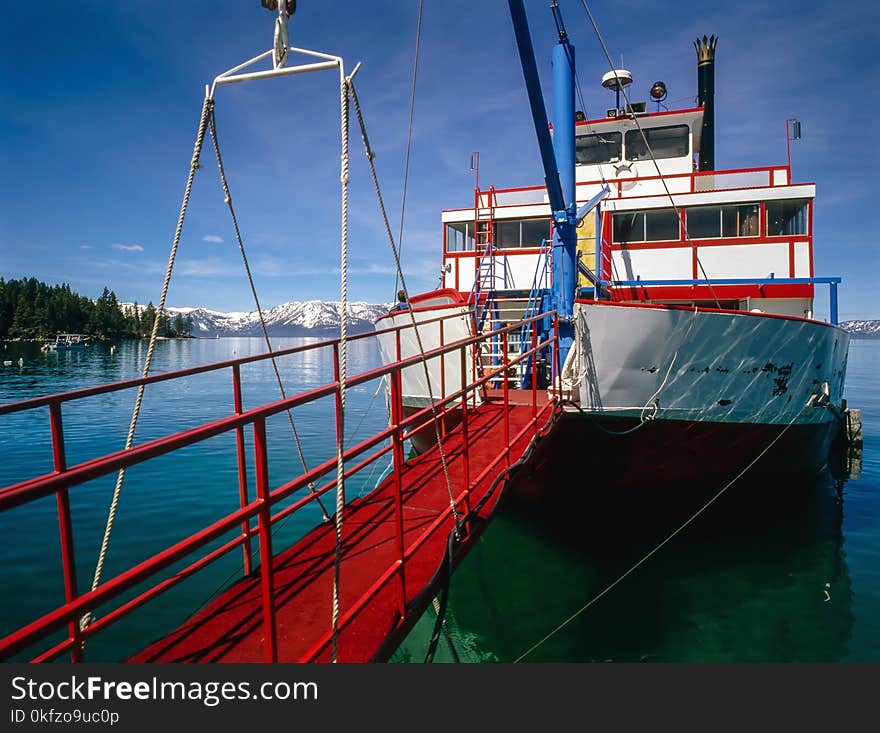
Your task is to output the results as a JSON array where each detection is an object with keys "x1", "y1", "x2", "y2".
[{"x1": 440, "y1": 105, "x2": 818, "y2": 318}]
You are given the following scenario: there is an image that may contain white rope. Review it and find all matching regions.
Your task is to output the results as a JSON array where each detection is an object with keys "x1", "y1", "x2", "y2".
[
  {"x1": 348, "y1": 80, "x2": 462, "y2": 534},
  {"x1": 514, "y1": 399, "x2": 810, "y2": 662},
  {"x1": 80, "y1": 96, "x2": 214, "y2": 633},
  {"x1": 206, "y1": 101, "x2": 331, "y2": 522},
  {"x1": 331, "y1": 71, "x2": 351, "y2": 663}
]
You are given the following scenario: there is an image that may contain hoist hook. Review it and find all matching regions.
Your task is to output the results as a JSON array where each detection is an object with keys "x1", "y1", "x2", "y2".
[{"x1": 261, "y1": 0, "x2": 297, "y2": 68}]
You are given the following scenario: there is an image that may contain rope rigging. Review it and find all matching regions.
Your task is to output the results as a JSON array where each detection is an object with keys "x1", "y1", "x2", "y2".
[
  {"x1": 206, "y1": 101, "x2": 332, "y2": 523},
  {"x1": 392, "y1": 0, "x2": 424, "y2": 300},
  {"x1": 348, "y1": 80, "x2": 462, "y2": 536},
  {"x1": 330, "y1": 71, "x2": 352, "y2": 664},
  {"x1": 80, "y1": 95, "x2": 214, "y2": 634},
  {"x1": 513, "y1": 399, "x2": 812, "y2": 662},
  {"x1": 576, "y1": 0, "x2": 723, "y2": 309}
]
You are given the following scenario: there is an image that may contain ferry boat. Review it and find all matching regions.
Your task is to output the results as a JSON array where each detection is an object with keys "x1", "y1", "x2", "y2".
[
  {"x1": 378, "y1": 6, "x2": 849, "y2": 487},
  {"x1": 0, "y1": 1, "x2": 856, "y2": 666}
]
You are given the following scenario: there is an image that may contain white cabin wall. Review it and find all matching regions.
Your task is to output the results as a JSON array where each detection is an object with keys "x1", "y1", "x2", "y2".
[
  {"x1": 794, "y1": 241, "x2": 811, "y2": 277},
  {"x1": 696, "y1": 243, "x2": 789, "y2": 279},
  {"x1": 611, "y1": 248, "x2": 693, "y2": 281}
]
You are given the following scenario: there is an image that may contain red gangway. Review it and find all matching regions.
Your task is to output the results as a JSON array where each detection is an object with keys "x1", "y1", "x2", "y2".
[{"x1": 0, "y1": 311, "x2": 560, "y2": 662}]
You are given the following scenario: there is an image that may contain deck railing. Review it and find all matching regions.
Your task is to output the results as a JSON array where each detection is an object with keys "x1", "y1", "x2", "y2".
[
  {"x1": 458, "y1": 165, "x2": 795, "y2": 212},
  {"x1": 0, "y1": 310, "x2": 558, "y2": 662},
  {"x1": 581, "y1": 276, "x2": 842, "y2": 324}
]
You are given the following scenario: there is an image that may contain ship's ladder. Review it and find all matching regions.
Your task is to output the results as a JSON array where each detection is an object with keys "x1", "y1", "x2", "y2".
[
  {"x1": 516, "y1": 237, "x2": 553, "y2": 388},
  {"x1": 470, "y1": 184, "x2": 498, "y2": 331}
]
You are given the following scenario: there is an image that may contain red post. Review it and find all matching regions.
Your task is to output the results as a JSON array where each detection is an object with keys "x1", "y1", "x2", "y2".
[
  {"x1": 389, "y1": 369, "x2": 407, "y2": 617},
  {"x1": 231, "y1": 364, "x2": 253, "y2": 576},
  {"x1": 459, "y1": 346, "x2": 471, "y2": 504},
  {"x1": 252, "y1": 417, "x2": 277, "y2": 662},
  {"x1": 553, "y1": 317, "x2": 561, "y2": 401},
  {"x1": 471, "y1": 325, "x2": 478, "y2": 409},
  {"x1": 531, "y1": 320, "x2": 538, "y2": 428},
  {"x1": 502, "y1": 330, "x2": 510, "y2": 466},
  {"x1": 332, "y1": 342, "x2": 344, "y2": 465},
  {"x1": 439, "y1": 320, "x2": 446, "y2": 439},
  {"x1": 50, "y1": 401, "x2": 82, "y2": 662}
]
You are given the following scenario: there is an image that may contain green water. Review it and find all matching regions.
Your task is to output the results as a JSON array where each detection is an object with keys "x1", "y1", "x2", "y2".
[
  {"x1": 0, "y1": 337, "x2": 877, "y2": 662},
  {"x1": 394, "y1": 340, "x2": 879, "y2": 663}
]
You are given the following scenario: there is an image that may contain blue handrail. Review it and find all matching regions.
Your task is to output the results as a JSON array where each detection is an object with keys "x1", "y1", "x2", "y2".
[{"x1": 580, "y1": 276, "x2": 842, "y2": 324}]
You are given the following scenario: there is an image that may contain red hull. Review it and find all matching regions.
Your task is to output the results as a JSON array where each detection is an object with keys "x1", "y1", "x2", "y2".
[{"x1": 520, "y1": 411, "x2": 841, "y2": 495}]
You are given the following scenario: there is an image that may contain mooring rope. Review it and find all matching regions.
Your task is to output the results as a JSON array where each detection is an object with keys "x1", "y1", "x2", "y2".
[
  {"x1": 330, "y1": 71, "x2": 352, "y2": 663},
  {"x1": 206, "y1": 100, "x2": 331, "y2": 522},
  {"x1": 513, "y1": 401, "x2": 809, "y2": 662},
  {"x1": 81, "y1": 96, "x2": 214, "y2": 633}
]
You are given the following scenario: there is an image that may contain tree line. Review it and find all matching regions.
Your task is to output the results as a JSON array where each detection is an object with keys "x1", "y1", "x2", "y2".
[{"x1": 0, "y1": 278, "x2": 193, "y2": 340}]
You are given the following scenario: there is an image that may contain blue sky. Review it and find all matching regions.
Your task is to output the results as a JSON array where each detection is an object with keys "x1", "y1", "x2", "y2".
[{"x1": 1, "y1": 1, "x2": 877, "y2": 319}]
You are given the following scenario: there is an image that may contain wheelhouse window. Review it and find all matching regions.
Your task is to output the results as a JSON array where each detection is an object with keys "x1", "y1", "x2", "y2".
[
  {"x1": 575, "y1": 132, "x2": 622, "y2": 165},
  {"x1": 445, "y1": 221, "x2": 475, "y2": 252},
  {"x1": 625, "y1": 125, "x2": 690, "y2": 161},
  {"x1": 686, "y1": 203, "x2": 760, "y2": 239},
  {"x1": 766, "y1": 199, "x2": 809, "y2": 236},
  {"x1": 496, "y1": 218, "x2": 550, "y2": 249},
  {"x1": 612, "y1": 209, "x2": 680, "y2": 243}
]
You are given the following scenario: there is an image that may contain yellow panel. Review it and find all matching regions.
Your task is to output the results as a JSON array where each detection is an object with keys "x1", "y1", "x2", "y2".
[{"x1": 576, "y1": 214, "x2": 597, "y2": 288}]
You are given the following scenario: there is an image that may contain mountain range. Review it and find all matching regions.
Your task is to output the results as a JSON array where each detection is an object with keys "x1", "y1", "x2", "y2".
[
  {"x1": 840, "y1": 320, "x2": 880, "y2": 339},
  {"x1": 124, "y1": 300, "x2": 879, "y2": 339},
  {"x1": 161, "y1": 301, "x2": 392, "y2": 337}
]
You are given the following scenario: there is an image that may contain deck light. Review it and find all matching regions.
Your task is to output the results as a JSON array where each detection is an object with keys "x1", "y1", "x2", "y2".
[{"x1": 650, "y1": 81, "x2": 667, "y2": 101}]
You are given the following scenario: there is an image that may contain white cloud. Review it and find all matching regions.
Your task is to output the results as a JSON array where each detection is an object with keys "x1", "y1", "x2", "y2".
[
  {"x1": 112, "y1": 243, "x2": 144, "y2": 253},
  {"x1": 79, "y1": 244, "x2": 92, "y2": 250},
  {"x1": 202, "y1": 234, "x2": 224, "y2": 243}
]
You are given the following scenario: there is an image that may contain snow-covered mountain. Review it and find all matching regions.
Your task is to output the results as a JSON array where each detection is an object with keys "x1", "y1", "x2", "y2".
[
  {"x1": 124, "y1": 301, "x2": 392, "y2": 337},
  {"x1": 840, "y1": 320, "x2": 880, "y2": 339}
]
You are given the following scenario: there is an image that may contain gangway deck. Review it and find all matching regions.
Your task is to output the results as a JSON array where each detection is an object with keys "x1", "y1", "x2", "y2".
[
  {"x1": 132, "y1": 395, "x2": 555, "y2": 662},
  {"x1": 0, "y1": 310, "x2": 559, "y2": 663}
]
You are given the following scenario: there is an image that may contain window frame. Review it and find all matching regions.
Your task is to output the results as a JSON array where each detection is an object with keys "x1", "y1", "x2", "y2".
[
  {"x1": 765, "y1": 198, "x2": 810, "y2": 237},
  {"x1": 575, "y1": 131, "x2": 623, "y2": 166},
  {"x1": 624, "y1": 124, "x2": 691, "y2": 162},
  {"x1": 685, "y1": 203, "x2": 762, "y2": 241},
  {"x1": 494, "y1": 217, "x2": 551, "y2": 250},
  {"x1": 611, "y1": 208, "x2": 681, "y2": 244}
]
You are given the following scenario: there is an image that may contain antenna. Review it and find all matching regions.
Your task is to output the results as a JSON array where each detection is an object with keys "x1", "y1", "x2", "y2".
[
  {"x1": 470, "y1": 151, "x2": 480, "y2": 192},
  {"x1": 786, "y1": 118, "x2": 802, "y2": 176}
]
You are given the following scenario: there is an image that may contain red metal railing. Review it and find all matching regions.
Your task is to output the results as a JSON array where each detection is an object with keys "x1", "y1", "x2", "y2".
[
  {"x1": 0, "y1": 310, "x2": 558, "y2": 662},
  {"x1": 445, "y1": 165, "x2": 796, "y2": 214}
]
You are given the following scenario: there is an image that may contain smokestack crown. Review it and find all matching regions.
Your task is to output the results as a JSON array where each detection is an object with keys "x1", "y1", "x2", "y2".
[{"x1": 694, "y1": 34, "x2": 718, "y2": 66}]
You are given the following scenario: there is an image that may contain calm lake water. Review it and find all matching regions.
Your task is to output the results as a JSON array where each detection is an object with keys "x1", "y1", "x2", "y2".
[{"x1": 0, "y1": 337, "x2": 877, "y2": 662}]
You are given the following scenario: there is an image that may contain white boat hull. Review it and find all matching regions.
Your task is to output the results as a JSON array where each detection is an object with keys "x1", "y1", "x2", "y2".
[
  {"x1": 571, "y1": 301, "x2": 849, "y2": 428},
  {"x1": 375, "y1": 294, "x2": 480, "y2": 453}
]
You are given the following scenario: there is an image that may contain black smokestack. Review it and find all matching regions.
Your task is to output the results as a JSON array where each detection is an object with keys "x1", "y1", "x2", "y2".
[{"x1": 695, "y1": 34, "x2": 717, "y2": 171}]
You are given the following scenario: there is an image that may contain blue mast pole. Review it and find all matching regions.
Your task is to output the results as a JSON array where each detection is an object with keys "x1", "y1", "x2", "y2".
[
  {"x1": 551, "y1": 37, "x2": 577, "y2": 366},
  {"x1": 508, "y1": 0, "x2": 577, "y2": 373}
]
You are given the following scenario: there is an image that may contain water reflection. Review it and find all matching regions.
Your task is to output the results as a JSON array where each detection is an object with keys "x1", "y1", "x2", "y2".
[{"x1": 394, "y1": 471, "x2": 853, "y2": 662}]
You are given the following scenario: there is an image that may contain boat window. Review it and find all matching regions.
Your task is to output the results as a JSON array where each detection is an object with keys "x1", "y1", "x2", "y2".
[
  {"x1": 624, "y1": 125, "x2": 690, "y2": 161},
  {"x1": 687, "y1": 204, "x2": 760, "y2": 238},
  {"x1": 766, "y1": 199, "x2": 808, "y2": 236},
  {"x1": 495, "y1": 218, "x2": 550, "y2": 249},
  {"x1": 612, "y1": 209, "x2": 679, "y2": 243},
  {"x1": 575, "y1": 132, "x2": 622, "y2": 165},
  {"x1": 612, "y1": 211, "x2": 644, "y2": 243},
  {"x1": 445, "y1": 221, "x2": 475, "y2": 252}
]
